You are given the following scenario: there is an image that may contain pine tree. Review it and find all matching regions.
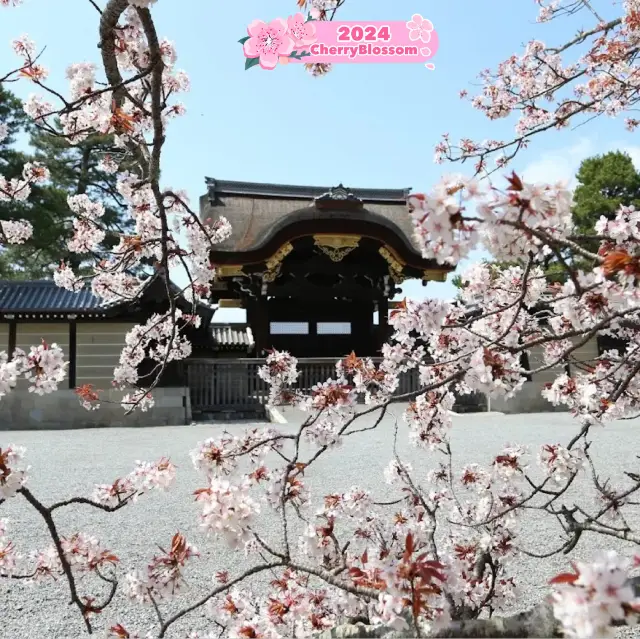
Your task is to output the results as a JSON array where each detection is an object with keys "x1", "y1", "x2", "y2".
[{"x1": 0, "y1": 87, "x2": 138, "y2": 279}]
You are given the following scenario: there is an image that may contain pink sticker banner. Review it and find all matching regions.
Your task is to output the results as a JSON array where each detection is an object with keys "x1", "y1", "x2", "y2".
[{"x1": 240, "y1": 14, "x2": 438, "y2": 71}]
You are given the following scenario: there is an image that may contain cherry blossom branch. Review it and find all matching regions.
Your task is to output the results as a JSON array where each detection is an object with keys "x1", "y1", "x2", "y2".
[
  {"x1": 157, "y1": 562, "x2": 284, "y2": 638},
  {"x1": 18, "y1": 487, "x2": 93, "y2": 633}
]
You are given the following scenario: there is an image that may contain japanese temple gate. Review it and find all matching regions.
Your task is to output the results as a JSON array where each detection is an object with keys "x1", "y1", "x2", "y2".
[
  {"x1": 204, "y1": 179, "x2": 451, "y2": 359},
  {"x1": 0, "y1": 179, "x2": 458, "y2": 428},
  {"x1": 186, "y1": 178, "x2": 452, "y2": 417}
]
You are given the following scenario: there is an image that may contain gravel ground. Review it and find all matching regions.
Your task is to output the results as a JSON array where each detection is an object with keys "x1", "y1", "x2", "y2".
[{"x1": 1, "y1": 407, "x2": 640, "y2": 639}]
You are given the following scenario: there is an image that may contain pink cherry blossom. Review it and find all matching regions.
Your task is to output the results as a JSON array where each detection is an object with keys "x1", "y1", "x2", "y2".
[
  {"x1": 287, "y1": 13, "x2": 317, "y2": 48},
  {"x1": 552, "y1": 552, "x2": 640, "y2": 638},
  {"x1": 309, "y1": 0, "x2": 338, "y2": 19},
  {"x1": 406, "y1": 13, "x2": 434, "y2": 44},
  {"x1": 243, "y1": 19, "x2": 295, "y2": 70},
  {"x1": 0, "y1": 445, "x2": 27, "y2": 499}
]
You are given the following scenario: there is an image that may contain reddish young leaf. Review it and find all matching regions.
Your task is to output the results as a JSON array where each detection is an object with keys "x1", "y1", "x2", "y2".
[
  {"x1": 109, "y1": 625, "x2": 130, "y2": 639},
  {"x1": 505, "y1": 171, "x2": 524, "y2": 191},
  {"x1": 405, "y1": 532, "x2": 415, "y2": 556},
  {"x1": 549, "y1": 572, "x2": 579, "y2": 585}
]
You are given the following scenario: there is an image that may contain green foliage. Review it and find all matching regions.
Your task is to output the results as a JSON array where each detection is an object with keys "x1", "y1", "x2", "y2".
[
  {"x1": 451, "y1": 151, "x2": 640, "y2": 289},
  {"x1": 0, "y1": 87, "x2": 137, "y2": 279},
  {"x1": 573, "y1": 150, "x2": 640, "y2": 235}
]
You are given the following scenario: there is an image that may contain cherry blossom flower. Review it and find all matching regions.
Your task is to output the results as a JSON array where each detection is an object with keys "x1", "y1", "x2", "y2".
[
  {"x1": 11, "y1": 34, "x2": 35, "y2": 58},
  {"x1": 125, "y1": 533, "x2": 198, "y2": 602},
  {"x1": 0, "y1": 520, "x2": 20, "y2": 575},
  {"x1": 287, "y1": 13, "x2": 317, "y2": 48},
  {"x1": 406, "y1": 14, "x2": 434, "y2": 44},
  {"x1": 305, "y1": 62, "x2": 332, "y2": 76},
  {"x1": 538, "y1": 444, "x2": 586, "y2": 484},
  {"x1": 190, "y1": 436, "x2": 239, "y2": 478},
  {"x1": 243, "y1": 19, "x2": 295, "y2": 70},
  {"x1": 97, "y1": 154, "x2": 120, "y2": 174},
  {"x1": 551, "y1": 551, "x2": 640, "y2": 638},
  {"x1": 0, "y1": 445, "x2": 28, "y2": 499},
  {"x1": 384, "y1": 459, "x2": 414, "y2": 486},
  {"x1": 92, "y1": 457, "x2": 176, "y2": 507},
  {"x1": 107, "y1": 625, "x2": 154, "y2": 639},
  {"x1": 194, "y1": 477, "x2": 259, "y2": 548},
  {"x1": 308, "y1": 0, "x2": 338, "y2": 19},
  {"x1": 0, "y1": 220, "x2": 32, "y2": 244}
]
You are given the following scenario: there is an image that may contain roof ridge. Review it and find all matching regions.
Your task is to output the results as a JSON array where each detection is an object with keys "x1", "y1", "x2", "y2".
[
  {"x1": 0, "y1": 279, "x2": 61, "y2": 286},
  {"x1": 205, "y1": 178, "x2": 412, "y2": 201}
]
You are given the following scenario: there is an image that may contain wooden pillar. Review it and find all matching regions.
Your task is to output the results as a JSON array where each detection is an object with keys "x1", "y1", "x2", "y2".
[
  {"x1": 7, "y1": 317, "x2": 16, "y2": 359},
  {"x1": 68, "y1": 315, "x2": 77, "y2": 389},
  {"x1": 248, "y1": 297, "x2": 270, "y2": 357},
  {"x1": 378, "y1": 297, "x2": 389, "y2": 353}
]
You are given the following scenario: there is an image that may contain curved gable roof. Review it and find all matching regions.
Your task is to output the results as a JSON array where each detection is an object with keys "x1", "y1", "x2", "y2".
[{"x1": 202, "y1": 178, "x2": 423, "y2": 256}]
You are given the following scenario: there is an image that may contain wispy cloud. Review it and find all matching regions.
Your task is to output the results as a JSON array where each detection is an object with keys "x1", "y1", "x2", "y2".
[
  {"x1": 521, "y1": 138, "x2": 640, "y2": 188},
  {"x1": 520, "y1": 138, "x2": 595, "y2": 188}
]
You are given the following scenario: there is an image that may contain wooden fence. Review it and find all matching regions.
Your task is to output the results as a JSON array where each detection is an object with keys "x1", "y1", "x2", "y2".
[{"x1": 185, "y1": 358, "x2": 420, "y2": 416}]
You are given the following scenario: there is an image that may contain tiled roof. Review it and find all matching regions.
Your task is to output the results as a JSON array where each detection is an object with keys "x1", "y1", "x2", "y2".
[
  {"x1": 0, "y1": 280, "x2": 102, "y2": 312},
  {"x1": 202, "y1": 178, "x2": 437, "y2": 259},
  {"x1": 211, "y1": 323, "x2": 254, "y2": 350},
  {"x1": 205, "y1": 178, "x2": 411, "y2": 203}
]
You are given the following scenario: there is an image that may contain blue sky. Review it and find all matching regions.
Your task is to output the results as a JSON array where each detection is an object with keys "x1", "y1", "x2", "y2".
[{"x1": 1, "y1": 0, "x2": 638, "y2": 321}]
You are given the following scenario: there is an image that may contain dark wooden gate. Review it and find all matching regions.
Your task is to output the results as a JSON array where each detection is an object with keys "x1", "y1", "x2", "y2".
[
  {"x1": 186, "y1": 358, "x2": 425, "y2": 419},
  {"x1": 186, "y1": 359, "x2": 268, "y2": 418}
]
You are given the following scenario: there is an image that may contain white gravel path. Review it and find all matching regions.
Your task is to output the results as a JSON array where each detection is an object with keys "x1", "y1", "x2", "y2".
[{"x1": 1, "y1": 407, "x2": 640, "y2": 639}]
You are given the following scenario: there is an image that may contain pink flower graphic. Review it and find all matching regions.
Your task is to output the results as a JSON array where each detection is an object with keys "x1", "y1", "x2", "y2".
[
  {"x1": 406, "y1": 13, "x2": 433, "y2": 44},
  {"x1": 243, "y1": 18, "x2": 295, "y2": 70},
  {"x1": 287, "y1": 13, "x2": 317, "y2": 48}
]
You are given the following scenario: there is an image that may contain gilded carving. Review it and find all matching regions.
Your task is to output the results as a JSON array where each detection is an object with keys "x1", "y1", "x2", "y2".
[
  {"x1": 265, "y1": 242, "x2": 293, "y2": 271},
  {"x1": 422, "y1": 269, "x2": 447, "y2": 282},
  {"x1": 218, "y1": 299, "x2": 244, "y2": 308},
  {"x1": 264, "y1": 242, "x2": 293, "y2": 282},
  {"x1": 215, "y1": 265, "x2": 244, "y2": 278},
  {"x1": 313, "y1": 234, "x2": 360, "y2": 262},
  {"x1": 263, "y1": 262, "x2": 282, "y2": 283},
  {"x1": 379, "y1": 246, "x2": 406, "y2": 284}
]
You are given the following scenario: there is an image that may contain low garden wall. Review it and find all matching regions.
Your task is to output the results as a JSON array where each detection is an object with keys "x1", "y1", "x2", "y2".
[
  {"x1": 0, "y1": 387, "x2": 190, "y2": 430},
  {"x1": 489, "y1": 381, "x2": 565, "y2": 414}
]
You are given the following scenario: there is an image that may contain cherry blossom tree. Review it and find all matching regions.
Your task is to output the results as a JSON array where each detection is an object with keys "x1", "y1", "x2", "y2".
[{"x1": 1, "y1": 1, "x2": 640, "y2": 638}]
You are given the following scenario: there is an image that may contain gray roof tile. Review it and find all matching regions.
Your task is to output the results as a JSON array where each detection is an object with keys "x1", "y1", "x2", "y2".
[
  {"x1": 202, "y1": 179, "x2": 423, "y2": 255},
  {"x1": 211, "y1": 323, "x2": 254, "y2": 349},
  {"x1": 0, "y1": 280, "x2": 102, "y2": 312},
  {"x1": 205, "y1": 178, "x2": 410, "y2": 202}
]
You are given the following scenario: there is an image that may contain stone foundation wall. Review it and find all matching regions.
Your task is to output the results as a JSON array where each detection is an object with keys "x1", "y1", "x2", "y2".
[
  {"x1": 0, "y1": 387, "x2": 190, "y2": 430},
  {"x1": 489, "y1": 382, "x2": 565, "y2": 414}
]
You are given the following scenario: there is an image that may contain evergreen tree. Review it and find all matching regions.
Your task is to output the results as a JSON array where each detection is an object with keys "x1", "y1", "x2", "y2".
[
  {"x1": 452, "y1": 151, "x2": 640, "y2": 289},
  {"x1": 573, "y1": 150, "x2": 640, "y2": 234},
  {"x1": 0, "y1": 87, "x2": 138, "y2": 279}
]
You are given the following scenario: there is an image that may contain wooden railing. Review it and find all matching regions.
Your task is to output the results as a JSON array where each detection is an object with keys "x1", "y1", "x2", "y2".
[{"x1": 185, "y1": 357, "x2": 421, "y2": 415}]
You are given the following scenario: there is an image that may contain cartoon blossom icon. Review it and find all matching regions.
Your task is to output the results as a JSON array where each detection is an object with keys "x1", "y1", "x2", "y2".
[
  {"x1": 243, "y1": 18, "x2": 295, "y2": 70},
  {"x1": 406, "y1": 13, "x2": 434, "y2": 44},
  {"x1": 287, "y1": 13, "x2": 317, "y2": 48}
]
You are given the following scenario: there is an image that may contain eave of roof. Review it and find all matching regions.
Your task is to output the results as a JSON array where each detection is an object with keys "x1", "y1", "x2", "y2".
[
  {"x1": 0, "y1": 280, "x2": 106, "y2": 314},
  {"x1": 0, "y1": 274, "x2": 216, "y2": 317},
  {"x1": 211, "y1": 323, "x2": 254, "y2": 350},
  {"x1": 205, "y1": 178, "x2": 411, "y2": 203}
]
